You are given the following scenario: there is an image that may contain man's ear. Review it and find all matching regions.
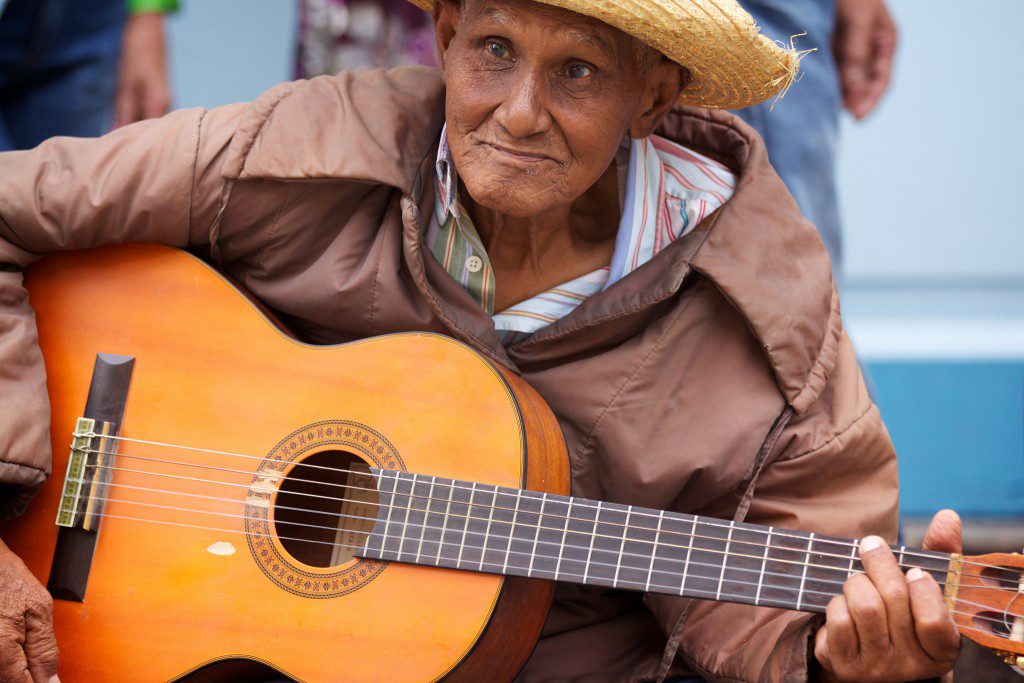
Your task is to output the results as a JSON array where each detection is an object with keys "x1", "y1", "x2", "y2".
[
  {"x1": 629, "y1": 61, "x2": 689, "y2": 139},
  {"x1": 433, "y1": 0, "x2": 463, "y2": 68}
]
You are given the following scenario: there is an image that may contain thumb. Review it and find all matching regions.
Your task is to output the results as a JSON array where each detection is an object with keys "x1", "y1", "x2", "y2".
[{"x1": 922, "y1": 509, "x2": 963, "y2": 555}]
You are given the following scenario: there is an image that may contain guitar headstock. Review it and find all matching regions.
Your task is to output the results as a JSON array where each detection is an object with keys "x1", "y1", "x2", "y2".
[{"x1": 951, "y1": 552, "x2": 1024, "y2": 671}]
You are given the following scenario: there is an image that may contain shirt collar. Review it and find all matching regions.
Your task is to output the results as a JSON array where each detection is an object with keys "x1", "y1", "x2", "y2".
[{"x1": 434, "y1": 124, "x2": 460, "y2": 221}]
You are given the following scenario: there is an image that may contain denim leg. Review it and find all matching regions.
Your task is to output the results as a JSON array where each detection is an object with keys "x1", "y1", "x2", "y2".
[
  {"x1": 0, "y1": 0, "x2": 125, "y2": 150},
  {"x1": 0, "y1": 112, "x2": 12, "y2": 152},
  {"x1": 735, "y1": 0, "x2": 843, "y2": 270}
]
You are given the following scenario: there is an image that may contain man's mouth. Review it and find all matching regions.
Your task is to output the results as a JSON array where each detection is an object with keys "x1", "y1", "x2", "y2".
[{"x1": 483, "y1": 142, "x2": 561, "y2": 165}]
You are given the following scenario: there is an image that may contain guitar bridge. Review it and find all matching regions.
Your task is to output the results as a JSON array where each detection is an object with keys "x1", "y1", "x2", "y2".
[
  {"x1": 55, "y1": 418, "x2": 97, "y2": 528},
  {"x1": 55, "y1": 417, "x2": 120, "y2": 531},
  {"x1": 47, "y1": 353, "x2": 135, "y2": 602}
]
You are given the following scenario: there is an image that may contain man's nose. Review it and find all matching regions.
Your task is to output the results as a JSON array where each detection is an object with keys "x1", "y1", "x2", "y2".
[{"x1": 493, "y1": 69, "x2": 552, "y2": 139}]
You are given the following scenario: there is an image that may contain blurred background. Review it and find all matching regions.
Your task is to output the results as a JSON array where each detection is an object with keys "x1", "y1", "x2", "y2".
[{"x1": 163, "y1": 0, "x2": 1024, "y2": 550}]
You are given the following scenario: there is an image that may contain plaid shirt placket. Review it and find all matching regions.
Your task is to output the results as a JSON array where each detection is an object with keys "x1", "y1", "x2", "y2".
[{"x1": 429, "y1": 133, "x2": 497, "y2": 315}]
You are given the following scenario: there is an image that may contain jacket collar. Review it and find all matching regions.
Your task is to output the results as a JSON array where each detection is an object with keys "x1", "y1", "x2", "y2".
[
  {"x1": 657, "y1": 107, "x2": 842, "y2": 413},
  {"x1": 221, "y1": 67, "x2": 840, "y2": 413}
]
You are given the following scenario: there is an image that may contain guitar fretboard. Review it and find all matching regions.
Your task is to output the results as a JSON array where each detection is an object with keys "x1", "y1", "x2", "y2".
[{"x1": 358, "y1": 470, "x2": 951, "y2": 612}]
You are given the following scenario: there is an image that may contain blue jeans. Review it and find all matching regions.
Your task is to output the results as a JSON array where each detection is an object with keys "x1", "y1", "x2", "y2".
[
  {"x1": 0, "y1": 0, "x2": 125, "y2": 151},
  {"x1": 735, "y1": 0, "x2": 843, "y2": 270}
]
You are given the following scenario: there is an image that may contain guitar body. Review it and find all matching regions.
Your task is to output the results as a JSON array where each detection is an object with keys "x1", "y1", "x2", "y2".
[{"x1": 1, "y1": 244, "x2": 569, "y2": 682}]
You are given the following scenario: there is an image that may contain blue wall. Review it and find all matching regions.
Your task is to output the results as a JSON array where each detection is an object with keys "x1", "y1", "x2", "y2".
[{"x1": 869, "y1": 362, "x2": 1024, "y2": 517}]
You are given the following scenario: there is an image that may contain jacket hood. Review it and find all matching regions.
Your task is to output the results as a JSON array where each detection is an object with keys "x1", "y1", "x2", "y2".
[{"x1": 220, "y1": 67, "x2": 841, "y2": 413}]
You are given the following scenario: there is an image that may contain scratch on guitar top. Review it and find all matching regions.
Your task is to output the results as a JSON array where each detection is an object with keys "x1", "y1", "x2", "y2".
[{"x1": 207, "y1": 542, "x2": 236, "y2": 556}]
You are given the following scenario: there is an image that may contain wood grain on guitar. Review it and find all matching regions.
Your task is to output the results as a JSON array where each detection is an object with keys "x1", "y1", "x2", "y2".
[{"x1": 0, "y1": 244, "x2": 1021, "y2": 681}]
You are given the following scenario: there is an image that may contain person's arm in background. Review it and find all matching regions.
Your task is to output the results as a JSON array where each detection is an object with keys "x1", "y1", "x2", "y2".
[
  {"x1": 114, "y1": 0, "x2": 179, "y2": 128},
  {"x1": 834, "y1": 0, "x2": 897, "y2": 120}
]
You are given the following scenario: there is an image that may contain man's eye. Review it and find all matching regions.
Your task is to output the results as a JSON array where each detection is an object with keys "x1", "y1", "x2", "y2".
[
  {"x1": 486, "y1": 41, "x2": 509, "y2": 59},
  {"x1": 567, "y1": 63, "x2": 593, "y2": 79}
]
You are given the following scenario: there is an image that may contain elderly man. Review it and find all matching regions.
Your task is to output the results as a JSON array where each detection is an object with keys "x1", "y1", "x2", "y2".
[{"x1": 0, "y1": 0, "x2": 961, "y2": 681}]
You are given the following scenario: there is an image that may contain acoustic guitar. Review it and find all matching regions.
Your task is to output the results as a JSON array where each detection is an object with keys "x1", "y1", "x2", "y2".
[{"x1": 2, "y1": 244, "x2": 1023, "y2": 682}]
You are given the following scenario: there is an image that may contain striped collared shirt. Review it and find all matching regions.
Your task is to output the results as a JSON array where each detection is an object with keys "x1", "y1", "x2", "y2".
[{"x1": 426, "y1": 127, "x2": 736, "y2": 345}]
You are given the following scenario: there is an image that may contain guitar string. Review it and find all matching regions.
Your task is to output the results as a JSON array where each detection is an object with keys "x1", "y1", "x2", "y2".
[
  {"x1": 72, "y1": 459, "x2": 962, "y2": 586},
  {"x1": 104, "y1": 481, "x2": 1024, "y2": 628},
  {"x1": 53, "y1": 500, "x2": 1024, "y2": 634},
  {"x1": 76, "y1": 490, "x2": 887, "y2": 596},
  {"x1": 79, "y1": 442, "x2": 1001, "y2": 578},
  {"x1": 73, "y1": 472, "x2": 1023, "y2": 607},
  {"x1": 81, "y1": 482, "x2": 963, "y2": 595},
  {"x1": 86, "y1": 447, "x2": 921, "y2": 575},
  {"x1": 81, "y1": 432, "x2": 984, "y2": 570}
]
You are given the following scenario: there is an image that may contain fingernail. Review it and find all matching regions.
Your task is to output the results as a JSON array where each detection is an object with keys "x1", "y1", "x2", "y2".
[
  {"x1": 860, "y1": 536, "x2": 884, "y2": 552},
  {"x1": 49, "y1": 676, "x2": 60, "y2": 683},
  {"x1": 907, "y1": 567, "x2": 927, "y2": 582}
]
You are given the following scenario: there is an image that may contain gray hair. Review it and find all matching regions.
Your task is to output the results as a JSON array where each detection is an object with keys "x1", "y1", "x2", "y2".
[{"x1": 633, "y1": 40, "x2": 664, "y2": 76}]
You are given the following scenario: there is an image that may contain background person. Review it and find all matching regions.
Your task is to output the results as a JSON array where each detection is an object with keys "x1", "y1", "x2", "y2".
[
  {"x1": 295, "y1": 0, "x2": 438, "y2": 77},
  {"x1": 0, "y1": 0, "x2": 176, "y2": 153},
  {"x1": 738, "y1": 0, "x2": 896, "y2": 270}
]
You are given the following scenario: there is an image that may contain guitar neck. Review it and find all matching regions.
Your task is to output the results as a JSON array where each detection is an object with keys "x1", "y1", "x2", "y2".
[{"x1": 359, "y1": 470, "x2": 953, "y2": 613}]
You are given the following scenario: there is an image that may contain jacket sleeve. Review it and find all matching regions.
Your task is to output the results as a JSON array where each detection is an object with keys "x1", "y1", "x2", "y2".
[
  {"x1": 645, "y1": 335, "x2": 900, "y2": 682},
  {"x1": 0, "y1": 103, "x2": 246, "y2": 516}
]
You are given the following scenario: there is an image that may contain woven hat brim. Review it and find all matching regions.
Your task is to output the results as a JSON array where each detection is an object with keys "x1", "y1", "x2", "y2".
[{"x1": 408, "y1": 0, "x2": 797, "y2": 110}]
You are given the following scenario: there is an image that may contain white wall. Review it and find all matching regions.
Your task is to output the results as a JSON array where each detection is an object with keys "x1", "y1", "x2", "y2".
[
  {"x1": 168, "y1": 1, "x2": 297, "y2": 111},
  {"x1": 838, "y1": 0, "x2": 1024, "y2": 285}
]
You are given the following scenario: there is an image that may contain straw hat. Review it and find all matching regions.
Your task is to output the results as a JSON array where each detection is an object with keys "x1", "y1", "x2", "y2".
[{"x1": 407, "y1": 0, "x2": 799, "y2": 110}]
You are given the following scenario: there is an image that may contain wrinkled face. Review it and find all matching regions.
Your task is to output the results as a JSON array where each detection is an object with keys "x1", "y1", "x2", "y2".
[{"x1": 435, "y1": 0, "x2": 681, "y2": 217}]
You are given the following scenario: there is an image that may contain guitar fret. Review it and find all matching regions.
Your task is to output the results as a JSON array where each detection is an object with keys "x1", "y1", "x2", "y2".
[
  {"x1": 502, "y1": 492, "x2": 522, "y2": 573},
  {"x1": 553, "y1": 498, "x2": 573, "y2": 580},
  {"x1": 399, "y1": 473, "x2": 424, "y2": 561},
  {"x1": 391, "y1": 472, "x2": 416, "y2": 561},
  {"x1": 559, "y1": 498, "x2": 596, "y2": 581},
  {"x1": 479, "y1": 485, "x2": 498, "y2": 571},
  {"x1": 582, "y1": 502, "x2": 601, "y2": 583},
  {"x1": 644, "y1": 510, "x2": 665, "y2": 592},
  {"x1": 413, "y1": 475, "x2": 433, "y2": 563},
  {"x1": 455, "y1": 482, "x2": 478, "y2": 569},
  {"x1": 679, "y1": 517, "x2": 697, "y2": 596},
  {"x1": 795, "y1": 533, "x2": 815, "y2": 611},
  {"x1": 527, "y1": 493, "x2": 549, "y2": 576},
  {"x1": 434, "y1": 478, "x2": 456, "y2": 564},
  {"x1": 380, "y1": 471, "x2": 400, "y2": 560},
  {"x1": 612, "y1": 506, "x2": 633, "y2": 588},
  {"x1": 716, "y1": 520, "x2": 736, "y2": 601},
  {"x1": 754, "y1": 527, "x2": 772, "y2": 606},
  {"x1": 532, "y1": 495, "x2": 569, "y2": 579},
  {"x1": 418, "y1": 475, "x2": 445, "y2": 562},
  {"x1": 898, "y1": 545, "x2": 906, "y2": 567}
]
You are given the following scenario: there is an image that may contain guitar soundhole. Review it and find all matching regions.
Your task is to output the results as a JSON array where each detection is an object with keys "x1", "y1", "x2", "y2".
[{"x1": 273, "y1": 450, "x2": 379, "y2": 568}]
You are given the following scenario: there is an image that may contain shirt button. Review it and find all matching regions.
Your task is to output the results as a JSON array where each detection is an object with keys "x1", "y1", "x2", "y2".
[{"x1": 465, "y1": 255, "x2": 483, "y2": 273}]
